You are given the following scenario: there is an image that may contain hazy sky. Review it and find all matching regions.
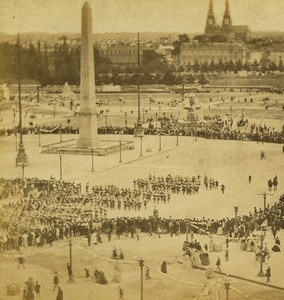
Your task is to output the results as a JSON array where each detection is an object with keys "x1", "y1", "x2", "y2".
[{"x1": 0, "y1": 0, "x2": 284, "y2": 34}]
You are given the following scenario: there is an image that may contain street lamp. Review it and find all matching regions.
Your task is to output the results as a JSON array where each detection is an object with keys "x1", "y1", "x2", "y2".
[
  {"x1": 15, "y1": 33, "x2": 28, "y2": 167},
  {"x1": 155, "y1": 112, "x2": 158, "y2": 130},
  {"x1": 68, "y1": 239, "x2": 74, "y2": 282},
  {"x1": 89, "y1": 148, "x2": 94, "y2": 172},
  {"x1": 140, "y1": 136, "x2": 143, "y2": 157},
  {"x1": 224, "y1": 280, "x2": 231, "y2": 300},
  {"x1": 185, "y1": 222, "x2": 189, "y2": 242},
  {"x1": 38, "y1": 128, "x2": 41, "y2": 146},
  {"x1": 124, "y1": 112, "x2": 128, "y2": 128},
  {"x1": 258, "y1": 192, "x2": 273, "y2": 211},
  {"x1": 257, "y1": 230, "x2": 266, "y2": 277},
  {"x1": 134, "y1": 33, "x2": 144, "y2": 138},
  {"x1": 139, "y1": 259, "x2": 144, "y2": 300},
  {"x1": 263, "y1": 193, "x2": 267, "y2": 211},
  {"x1": 158, "y1": 132, "x2": 162, "y2": 151},
  {"x1": 60, "y1": 124, "x2": 63, "y2": 143},
  {"x1": 176, "y1": 129, "x2": 179, "y2": 146},
  {"x1": 119, "y1": 140, "x2": 122, "y2": 163},
  {"x1": 234, "y1": 206, "x2": 238, "y2": 227},
  {"x1": 59, "y1": 155, "x2": 62, "y2": 180}
]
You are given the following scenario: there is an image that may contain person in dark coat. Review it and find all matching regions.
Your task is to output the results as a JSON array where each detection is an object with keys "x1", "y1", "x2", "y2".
[
  {"x1": 266, "y1": 266, "x2": 271, "y2": 283},
  {"x1": 53, "y1": 273, "x2": 59, "y2": 291},
  {"x1": 161, "y1": 261, "x2": 167, "y2": 273},
  {"x1": 272, "y1": 237, "x2": 281, "y2": 252},
  {"x1": 56, "y1": 287, "x2": 63, "y2": 300},
  {"x1": 66, "y1": 263, "x2": 72, "y2": 277},
  {"x1": 216, "y1": 257, "x2": 221, "y2": 272},
  {"x1": 85, "y1": 268, "x2": 90, "y2": 279}
]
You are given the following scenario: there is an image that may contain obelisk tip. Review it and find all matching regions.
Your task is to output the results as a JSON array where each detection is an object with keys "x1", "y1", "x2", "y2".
[{"x1": 82, "y1": 1, "x2": 91, "y2": 11}]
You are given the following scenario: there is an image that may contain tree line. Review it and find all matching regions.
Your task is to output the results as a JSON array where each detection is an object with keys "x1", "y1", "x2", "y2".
[{"x1": 1, "y1": 36, "x2": 284, "y2": 86}]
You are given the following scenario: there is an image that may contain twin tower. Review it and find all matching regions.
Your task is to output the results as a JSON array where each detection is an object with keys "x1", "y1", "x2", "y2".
[{"x1": 205, "y1": 0, "x2": 250, "y2": 42}]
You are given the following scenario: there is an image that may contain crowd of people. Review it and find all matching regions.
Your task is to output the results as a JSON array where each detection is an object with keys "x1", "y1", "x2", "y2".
[
  {"x1": 1, "y1": 111, "x2": 284, "y2": 145},
  {"x1": 0, "y1": 174, "x2": 224, "y2": 251},
  {"x1": 0, "y1": 175, "x2": 283, "y2": 254}
]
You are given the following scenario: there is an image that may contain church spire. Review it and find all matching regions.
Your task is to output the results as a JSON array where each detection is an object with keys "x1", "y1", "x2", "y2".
[
  {"x1": 206, "y1": 0, "x2": 216, "y2": 28},
  {"x1": 223, "y1": 0, "x2": 232, "y2": 27}
]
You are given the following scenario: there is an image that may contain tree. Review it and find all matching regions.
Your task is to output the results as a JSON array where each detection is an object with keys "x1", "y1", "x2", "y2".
[
  {"x1": 173, "y1": 34, "x2": 190, "y2": 55},
  {"x1": 141, "y1": 50, "x2": 168, "y2": 73},
  {"x1": 193, "y1": 60, "x2": 200, "y2": 73},
  {"x1": 162, "y1": 71, "x2": 176, "y2": 85}
]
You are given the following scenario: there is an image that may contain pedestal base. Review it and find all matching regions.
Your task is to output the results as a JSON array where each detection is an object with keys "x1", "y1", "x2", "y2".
[{"x1": 77, "y1": 113, "x2": 100, "y2": 149}]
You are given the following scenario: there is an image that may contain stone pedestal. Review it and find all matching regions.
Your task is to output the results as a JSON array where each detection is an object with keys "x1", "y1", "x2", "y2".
[{"x1": 77, "y1": 112, "x2": 99, "y2": 148}]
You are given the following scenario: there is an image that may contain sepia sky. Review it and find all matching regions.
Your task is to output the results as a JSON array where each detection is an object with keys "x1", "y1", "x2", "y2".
[{"x1": 0, "y1": 0, "x2": 284, "y2": 34}]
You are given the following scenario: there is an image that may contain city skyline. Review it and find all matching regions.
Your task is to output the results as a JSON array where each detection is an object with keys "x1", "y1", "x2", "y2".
[{"x1": 0, "y1": 0, "x2": 284, "y2": 35}]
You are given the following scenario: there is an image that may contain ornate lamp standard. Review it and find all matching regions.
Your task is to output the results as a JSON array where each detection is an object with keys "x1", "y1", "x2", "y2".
[
  {"x1": 134, "y1": 33, "x2": 144, "y2": 138},
  {"x1": 16, "y1": 34, "x2": 28, "y2": 167},
  {"x1": 176, "y1": 128, "x2": 179, "y2": 146},
  {"x1": 68, "y1": 239, "x2": 74, "y2": 282},
  {"x1": 234, "y1": 206, "x2": 238, "y2": 227},
  {"x1": 257, "y1": 230, "x2": 266, "y2": 277},
  {"x1": 224, "y1": 280, "x2": 231, "y2": 300},
  {"x1": 59, "y1": 155, "x2": 62, "y2": 180},
  {"x1": 139, "y1": 258, "x2": 144, "y2": 300}
]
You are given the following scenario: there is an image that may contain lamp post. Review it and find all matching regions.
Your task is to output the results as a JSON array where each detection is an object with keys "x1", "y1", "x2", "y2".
[
  {"x1": 36, "y1": 85, "x2": 40, "y2": 103},
  {"x1": 257, "y1": 231, "x2": 266, "y2": 277},
  {"x1": 91, "y1": 148, "x2": 94, "y2": 172},
  {"x1": 158, "y1": 132, "x2": 162, "y2": 151},
  {"x1": 16, "y1": 33, "x2": 28, "y2": 167},
  {"x1": 224, "y1": 280, "x2": 231, "y2": 300},
  {"x1": 155, "y1": 112, "x2": 158, "y2": 130},
  {"x1": 139, "y1": 259, "x2": 144, "y2": 300},
  {"x1": 60, "y1": 124, "x2": 63, "y2": 143},
  {"x1": 119, "y1": 140, "x2": 122, "y2": 163},
  {"x1": 142, "y1": 108, "x2": 145, "y2": 123},
  {"x1": 140, "y1": 136, "x2": 143, "y2": 157},
  {"x1": 38, "y1": 128, "x2": 41, "y2": 146},
  {"x1": 186, "y1": 222, "x2": 189, "y2": 242},
  {"x1": 258, "y1": 192, "x2": 273, "y2": 211},
  {"x1": 234, "y1": 206, "x2": 238, "y2": 227},
  {"x1": 59, "y1": 155, "x2": 62, "y2": 180},
  {"x1": 137, "y1": 33, "x2": 142, "y2": 130},
  {"x1": 176, "y1": 129, "x2": 179, "y2": 146},
  {"x1": 124, "y1": 112, "x2": 127, "y2": 127},
  {"x1": 263, "y1": 193, "x2": 267, "y2": 211},
  {"x1": 68, "y1": 239, "x2": 74, "y2": 281}
]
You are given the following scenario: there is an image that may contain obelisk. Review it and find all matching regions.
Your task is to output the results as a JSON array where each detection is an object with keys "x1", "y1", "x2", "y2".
[{"x1": 77, "y1": 1, "x2": 99, "y2": 148}]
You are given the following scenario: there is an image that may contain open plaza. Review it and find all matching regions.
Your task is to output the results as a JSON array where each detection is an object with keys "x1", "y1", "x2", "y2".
[
  {"x1": 0, "y1": 86, "x2": 284, "y2": 300},
  {"x1": 0, "y1": 1, "x2": 284, "y2": 299}
]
